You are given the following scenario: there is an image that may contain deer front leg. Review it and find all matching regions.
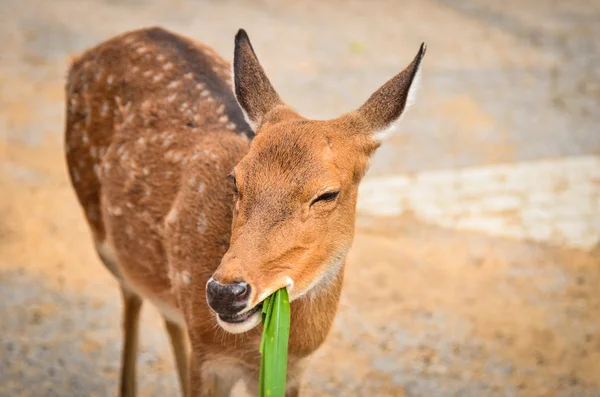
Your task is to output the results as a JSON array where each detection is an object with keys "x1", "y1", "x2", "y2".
[
  {"x1": 243, "y1": 360, "x2": 305, "y2": 397},
  {"x1": 164, "y1": 319, "x2": 190, "y2": 397},
  {"x1": 119, "y1": 287, "x2": 143, "y2": 397},
  {"x1": 189, "y1": 354, "x2": 238, "y2": 397}
]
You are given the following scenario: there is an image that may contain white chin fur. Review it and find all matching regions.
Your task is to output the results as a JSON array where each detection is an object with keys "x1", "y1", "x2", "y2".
[{"x1": 216, "y1": 310, "x2": 262, "y2": 334}]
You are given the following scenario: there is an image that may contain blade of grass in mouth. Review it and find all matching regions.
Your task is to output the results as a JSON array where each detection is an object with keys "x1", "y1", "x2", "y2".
[{"x1": 259, "y1": 287, "x2": 291, "y2": 397}]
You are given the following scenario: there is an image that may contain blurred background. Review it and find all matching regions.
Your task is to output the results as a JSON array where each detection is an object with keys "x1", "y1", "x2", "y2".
[{"x1": 1, "y1": 0, "x2": 599, "y2": 396}]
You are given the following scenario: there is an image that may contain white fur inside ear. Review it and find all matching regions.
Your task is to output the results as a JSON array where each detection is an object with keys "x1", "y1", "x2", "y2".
[
  {"x1": 372, "y1": 123, "x2": 397, "y2": 142},
  {"x1": 405, "y1": 61, "x2": 422, "y2": 110},
  {"x1": 231, "y1": 63, "x2": 258, "y2": 131},
  {"x1": 372, "y1": 62, "x2": 423, "y2": 142}
]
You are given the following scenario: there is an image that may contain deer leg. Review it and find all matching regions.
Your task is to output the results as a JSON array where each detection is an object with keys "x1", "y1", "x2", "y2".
[
  {"x1": 119, "y1": 287, "x2": 143, "y2": 397},
  {"x1": 283, "y1": 361, "x2": 306, "y2": 397},
  {"x1": 189, "y1": 354, "x2": 238, "y2": 397},
  {"x1": 164, "y1": 319, "x2": 190, "y2": 397}
]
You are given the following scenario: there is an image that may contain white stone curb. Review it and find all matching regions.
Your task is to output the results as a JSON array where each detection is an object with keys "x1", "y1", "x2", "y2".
[{"x1": 357, "y1": 156, "x2": 600, "y2": 250}]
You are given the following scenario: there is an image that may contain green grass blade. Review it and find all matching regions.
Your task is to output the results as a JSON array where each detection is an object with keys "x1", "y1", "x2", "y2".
[{"x1": 259, "y1": 288, "x2": 290, "y2": 397}]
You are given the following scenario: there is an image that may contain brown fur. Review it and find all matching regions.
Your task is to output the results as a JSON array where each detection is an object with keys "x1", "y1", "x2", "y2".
[{"x1": 65, "y1": 27, "x2": 424, "y2": 396}]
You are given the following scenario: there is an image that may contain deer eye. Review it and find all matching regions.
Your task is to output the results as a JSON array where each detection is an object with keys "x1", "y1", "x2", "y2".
[
  {"x1": 310, "y1": 190, "x2": 340, "y2": 206},
  {"x1": 227, "y1": 174, "x2": 238, "y2": 193}
]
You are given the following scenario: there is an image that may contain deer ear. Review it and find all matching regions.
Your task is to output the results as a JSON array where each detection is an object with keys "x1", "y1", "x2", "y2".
[
  {"x1": 356, "y1": 43, "x2": 426, "y2": 141},
  {"x1": 233, "y1": 29, "x2": 283, "y2": 130}
]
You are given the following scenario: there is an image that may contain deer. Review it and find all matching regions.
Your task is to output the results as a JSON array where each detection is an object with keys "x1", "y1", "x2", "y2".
[{"x1": 64, "y1": 26, "x2": 425, "y2": 397}]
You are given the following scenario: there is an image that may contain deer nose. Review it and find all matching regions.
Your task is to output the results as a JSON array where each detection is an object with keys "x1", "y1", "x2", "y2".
[{"x1": 206, "y1": 279, "x2": 251, "y2": 316}]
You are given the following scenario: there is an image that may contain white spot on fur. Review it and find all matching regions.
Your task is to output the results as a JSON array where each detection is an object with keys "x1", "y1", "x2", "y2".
[
  {"x1": 82, "y1": 132, "x2": 89, "y2": 144},
  {"x1": 161, "y1": 134, "x2": 174, "y2": 148},
  {"x1": 198, "y1": 182, "x2": 205, "y2": 194},
  {"x1": 180, "y1": 102, "x2": 189, "y2": 111},
  {"x1": 226, "y1": 122, "x2": 236, "y2": 130},
  {"x1": 165, "y1": 151, "x2": 183, "y2": 162},
  {"x1": 166, "y1": 207, "x2": 178, "y2": 224},
  {"x1": 168, "y1": 80, "x2": 181, "y2": 89},
  {"x1": 143, "y1": 70, "x2": 153, "y2": 78},
  {"x1": 106, "y1": 75, "x2": 115, "y2": 86},
  {"x1": 157, "y1": 54, "x2": 165, "y2": 62},
  {"x1": 109, "y1": 206, "x2": 123, "y2": 216},
  {"x1": 196, "y1": 83, "x2": 205, "y2": 90},
  {"x1": 131, "y1": 66, "x2": 140, "y2": 74},
  {"x1": 163, "y1": 62, "x2": 174, "y2": 71},
  {"x1": 200, "y1": 90, "x2": 210, "y2": 98},
  {"x1": 181, "y1": 271, "x2": 191, "y2": 285},
  {"x1": 167, "y1": 93, "x2": 178, "y2": 103},
  {"x1": 100, "y1": 101, "x2": 109, "y2": 117},
  {"x1": 184, "y1": 72, "x2": 193, "y2": 80},
  {"x1": 136, "y1": 46, "x2": 147, "y2": 54},
  {"x1": 216, "y1": 104, "x2": 225, "y2": 114},
  {"x1": 197, "y1": 213, "x2": 207, "y2": 234},
  {"x1": 218, "y1": 115, "x2": 228, "y2": 123},
  {"x1": 153, "y1": 73, "x2": 164, "y2": 83}
]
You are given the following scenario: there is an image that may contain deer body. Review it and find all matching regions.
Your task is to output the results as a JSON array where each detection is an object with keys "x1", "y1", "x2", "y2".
[{"x1": 65, "y1": 27, "x2": 424, "y2": 397}]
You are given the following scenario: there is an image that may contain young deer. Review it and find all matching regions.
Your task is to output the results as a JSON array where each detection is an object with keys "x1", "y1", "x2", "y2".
[{"x1": 65, "y1": 27, "x2": 425, "y2": 397}]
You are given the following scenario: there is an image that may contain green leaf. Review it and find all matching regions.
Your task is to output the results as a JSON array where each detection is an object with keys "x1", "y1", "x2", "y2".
[
  {"x1": 259, "y1": 288, "x2": 291, "y2": 397},
  {"x1": 349, "y1": 41, "x2": 366, "y2": 53}
]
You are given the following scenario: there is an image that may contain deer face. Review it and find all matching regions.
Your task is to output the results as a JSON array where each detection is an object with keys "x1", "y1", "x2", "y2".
[{"x1": 206, "y1": 30, "x2": 425, "y2": 333}]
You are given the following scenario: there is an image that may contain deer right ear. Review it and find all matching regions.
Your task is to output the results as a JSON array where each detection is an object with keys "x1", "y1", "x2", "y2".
[
  {"x1": 233, "y1": 29, "x2": 283, "y2": 131},
  {"x1": 355, "y1": 43, "x2": 426, "y2": 141}
]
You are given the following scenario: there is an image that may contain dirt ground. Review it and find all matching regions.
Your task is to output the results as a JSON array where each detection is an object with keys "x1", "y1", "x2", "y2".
[{"x1": 1, "y1": 0, "x2": 600, "y2": 396}]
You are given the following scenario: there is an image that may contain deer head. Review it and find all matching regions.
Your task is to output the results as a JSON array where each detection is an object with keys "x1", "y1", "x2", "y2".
[{"x1": 206, "y1": 29, "x2": 426, "y2": 333}]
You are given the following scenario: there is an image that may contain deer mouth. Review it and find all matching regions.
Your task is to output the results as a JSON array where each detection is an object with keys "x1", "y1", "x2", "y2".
[{"x1": 216, "y1": 303, "x2": 263, "y2": 334}]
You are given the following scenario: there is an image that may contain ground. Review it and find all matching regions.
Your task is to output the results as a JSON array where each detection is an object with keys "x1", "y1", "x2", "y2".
[{"x1": 1, "y1": 0, "x2": 600, "y2": 396}]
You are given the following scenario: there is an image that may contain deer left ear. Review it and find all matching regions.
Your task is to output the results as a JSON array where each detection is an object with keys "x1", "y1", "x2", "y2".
[
  {"x1": 233, "y1": 29, "x2": 284, "y2": 131},
  {"x1": 356, "y1": 43, "x2": 426, "y2": 141}
]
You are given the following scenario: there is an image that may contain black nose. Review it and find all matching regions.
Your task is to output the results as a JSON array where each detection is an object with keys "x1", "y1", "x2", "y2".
[{"x1": 206, "y1": 280, "x2": 250, "y2": 316}]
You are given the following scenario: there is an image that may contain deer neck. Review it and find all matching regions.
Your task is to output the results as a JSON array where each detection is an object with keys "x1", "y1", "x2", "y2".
[{"x1": 288, "y1": 260, "x2": 345, "y2": 358}]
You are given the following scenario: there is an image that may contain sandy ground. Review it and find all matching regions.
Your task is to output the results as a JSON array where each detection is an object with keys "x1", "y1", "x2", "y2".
[{"x1": 1, "y1": 0, "x2": 600, "y2": 396}]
